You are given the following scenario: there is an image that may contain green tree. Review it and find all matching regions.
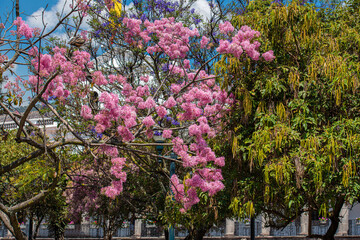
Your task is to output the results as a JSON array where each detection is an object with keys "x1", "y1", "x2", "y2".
[
  {"x1": 0, "y1": 132, "x2": 65, "y2": 240},
  {"x1": 29, "y1": 184, "x2": 68, "y2": 240},
  {"x1": 216, "y1": 0, "x2": 360, "y2": 239}
]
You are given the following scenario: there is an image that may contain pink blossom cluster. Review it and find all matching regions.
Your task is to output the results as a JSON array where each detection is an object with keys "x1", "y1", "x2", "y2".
[
  {"x1": 122, "y1": 18, "x2": 144, "y2": 46},
  {"x1": 144, "y1": 18, "x2": 199, "y2": 59},
  {"x1": 12, "y1": 17, "x2": 34, "y2": 39},
  {"x1": 170, "y1": 175, "x2": 199, "y2": 211},
  {"x1": 94, "y1": 92, "x2": 122, "y2": 133},
  {"x1": 163, "y1": 96, "x2": 176, "y2": 108},
  {"x1": 170, "y1": 167, "x2": 225, "y2": 211},
  {"x1": 98, "y1": 146, "x2": 119, "y2": 157},
  {"x1": 73, "y1": 38, "x2": 240, "y2": 208},
  {"x1": 165, "y1": 67, "x2": 233, "y2": 123},
  {"x1": 26, "y1": 47, "x2": 93, "y2": 101},
  {"x1": 81, "y1": 105, "x2": 93, "y2": 119},
  {"x1": 66, "y1": 169, "x2": 101, "y2": 221},
  {"x1": 200, "y1": 36, "x2": 210, "y2": 49},
  {"x1": 102, "y1": 157, "x2": 127, "y2": 199},
  {"x1": 172, "y1": 132, "x2": 224, "y2": 168},
  {"x1": 122, "y1": 17, "x2": 199, "y2": 59},
  {"x1": 216, "y1": 23, "x2": 275, "y2": 61},
  {"x1": 219, "y1": 21, "x2": 235, "y2": 34},
  {"x1": 262, "y1": 50, "x2": 276, "y2": 62},
  {"x1": 81, "y1": 65, "x2": 232, "y2": 203}
]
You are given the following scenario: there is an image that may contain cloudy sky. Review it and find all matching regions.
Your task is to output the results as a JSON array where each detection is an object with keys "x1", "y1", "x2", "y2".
[
  {"x1": 0, "y1": 0, "x2": 215, "y2": 95},
  {"x1": 0, "y1": 0, "x2": 213, "y2": 31}
]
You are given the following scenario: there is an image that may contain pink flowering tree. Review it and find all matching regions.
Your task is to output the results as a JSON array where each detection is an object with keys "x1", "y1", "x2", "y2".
[
  {"x1": 0, "y1": 0, "x2": 275, "y2": 239},
  {"x1": 66, "y1": 157, "x2": 133, "y2": 240},
  {"x1": 66, "y1": 153, "x2": 175, "y2": 240},
  {"x1": 67, "y1": 16, "x2": 273, "y2": 209}
]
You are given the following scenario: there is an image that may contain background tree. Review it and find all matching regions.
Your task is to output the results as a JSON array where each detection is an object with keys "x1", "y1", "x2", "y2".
[
  {"x1": 0, "y1": 131, "x2": 67, "y2": 240},
  {"x1": 217, "y1": 1, "x2": 360, "y2": 240},
  {"x1": 29, "y1": 183, "x2": 68, "y2": 240}
]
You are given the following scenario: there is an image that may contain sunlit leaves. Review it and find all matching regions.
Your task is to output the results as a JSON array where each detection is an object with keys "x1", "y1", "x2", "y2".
[{"x1": 220, "y1": 0, "x2": 360, "y2": 227}]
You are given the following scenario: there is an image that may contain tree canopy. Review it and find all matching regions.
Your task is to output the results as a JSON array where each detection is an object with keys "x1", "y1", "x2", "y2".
[{"x1": 217, "y1": 0, "x2": 360, "y2": 239}]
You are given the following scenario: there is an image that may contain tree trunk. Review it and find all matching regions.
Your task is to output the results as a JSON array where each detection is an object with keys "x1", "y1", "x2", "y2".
[
  {"x1": 308, "y1": 210, "x2": 312, "y2": 236},
  {"x1": 103, "y1": 229, "x2": 113, "y2": 240},
  {"x1": 32, "y1": 216, "x2": 44, "y2": 240},
  {"x1": 103, "y1": 221, "x2": 114, "y2": 240},
  {"x1": 56, "y1": 234, "x2": 64, "y2": 240},
  {"x1": 164, "y1": 228, "x2": 169, "y2": 240},
  {"x1": 323, "y1": 197, "x2": 345, "y2": 240},
  {"x1": 16, "y1": 0, "x2": 19, "y2": 17},
  {"x1": 9, "y1": 213, "x2": 27, "y2": 240},
  {"x1": 184, "y1": 227, "x2": 208, "y2": 240}
]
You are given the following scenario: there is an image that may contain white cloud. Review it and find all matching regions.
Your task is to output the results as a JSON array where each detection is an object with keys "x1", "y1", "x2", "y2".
[
  {"x1": 25, "y1": 0, "x2": 212, "y2": 40},
  {"x1": 192, "y1": 0, "x2": 211, "y2": 19},
  {"x1": 25, "y1": 0, "x2": 91, "y2": 36},
  {"x1": 124, "y1": 2, "x2": 134, "y2": 12},
  {"x1": 26, "y1": 0, "x2": 72, "y2": 29}
]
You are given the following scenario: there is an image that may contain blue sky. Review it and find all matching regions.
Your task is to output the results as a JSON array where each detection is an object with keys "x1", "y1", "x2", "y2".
[
  {"x1": 0, "y1": 0, "x2": 215, "y2": 29},
  {"x1": 0, "y1": 0, "x2": 58, "y2": 21},
  {"x1": 0, "y1": 0, "x2": 215, "y2": 95}
]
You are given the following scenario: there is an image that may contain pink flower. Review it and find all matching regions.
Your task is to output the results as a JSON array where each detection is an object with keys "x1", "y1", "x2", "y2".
[
  {"x1": 216, "y1": 40, "x2": 230, "y2": 54},
  {"x1": 144, "y1": 97, "x2": 156, "y2": 109},
  {"x1": 162, "y1": 129, "x2": 172, "y2": 138},
  {"x1": 136, "y1": 85, "x2": 150, "y2": 97},
  {"x1": 208, "y1": 181, "x2": 225, "y2": 196},
  {"x1": 219, "y1": 21, "x2": 234, "y2": 34},
  {"x1": 200, "y1": 36, "x2": 210, "y2": 49},
  {"x1": 140, "y1": 75, "x2": 149, "y2": 82},
  {"x1": 81, "y1": 105, "x2": 92, "y2": 119},
  {"x1": 117, "y1": 126, "x2": 135, "y2": 142},
  {"x1": 171, "y1": 84, "x2": 182, "y2": 94},
  {"x1": 112, "y1": 157, "x2": 126, "y2": 166},
  {"x1": 28, "y1": 46, "x2": 38, "y2": 56},
  {"x1": 164, "y1": 96, "x2": 176, "y2": 108},
  {"x1": 197, "y1": 116, "x2": 208, "y2": 124},
  {"x1": 124, "y1": 118, "x2": 137, "y2": 128},
  {"x1": 214, "y1": 157, "x2": 225, "y2": 167},
  {"x1": 189, "y1": 124, "x2": 201, "y2": 137},
  {"x1": 143, "y1": 116, "x2": 155, "y2": 127},
  {"x1": 156, "y1": 106, "x2": 167, "y2": 118},
  {"x1": 13, "y1": 17, "x2": 34, "y2": 39},
  {"x1": 262, "y1": 50, "x2": 275, "y2": 62},
  {"x1": 54, "y1": 86, "x2": 64, "y2": 98},
  {"x1": 103, "y1": 185, "x2": 120, "y2": 199},
  {"x1": 95, "y1": 124, "x2": 106, "y2": 133},
  {"x1": 183, "y1": 59, "x2": 190, "y2": 69},
  {"x1": 92, "y1": 71, "x2": 108, "y2": 85},
  {"x1": 186, "y1": 174, "x2": 203, "y2": 187},
  {"x1": 105, "y1": 147, "x2": 118, "y2": 157}
]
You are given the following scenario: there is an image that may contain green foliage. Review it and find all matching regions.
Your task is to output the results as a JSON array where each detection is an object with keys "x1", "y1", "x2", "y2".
[
  {"x1": 216, "y1": 0, "x2": 360, "y2": 230},
  {"x1": 30, "y1": 182, "x2": 68, "y2": 240},
  {"x1": 0, "y1": 132, "x2": 53, "y2": 204}
]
